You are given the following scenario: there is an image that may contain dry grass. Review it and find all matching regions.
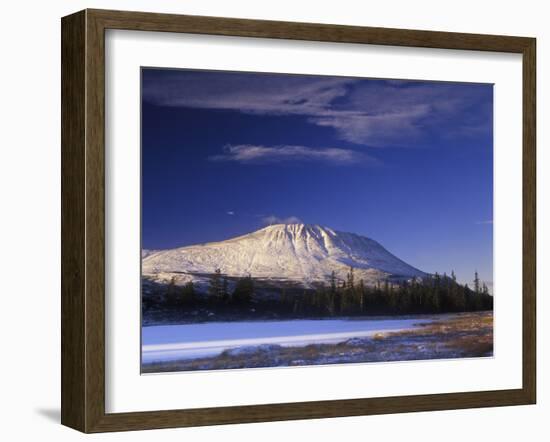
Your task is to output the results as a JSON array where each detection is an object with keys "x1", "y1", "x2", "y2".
[
  {"x1": 390, "y1": 311, "x2": 493, "y2": 356},
  {"x1": 142, "y1": 311, "x2": 493, "y2": 373}
]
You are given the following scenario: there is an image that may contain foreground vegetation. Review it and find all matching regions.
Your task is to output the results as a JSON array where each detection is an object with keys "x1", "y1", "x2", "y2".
[{"x1": 142, "y1": 311, "x2": 493, "y2": 373}]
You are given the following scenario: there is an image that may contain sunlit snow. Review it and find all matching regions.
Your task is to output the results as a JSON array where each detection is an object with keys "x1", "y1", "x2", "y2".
[{"x1": 142, "y1": 223, "x2": 426, "y2": 288}]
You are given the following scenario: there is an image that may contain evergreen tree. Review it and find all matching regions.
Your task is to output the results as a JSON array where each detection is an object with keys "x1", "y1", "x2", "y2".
[
  {"x1": 347, "y1": 266, "x2": 355, "y2": 289},
  {"x1": 474, "y1": 271, "x2": 480, "y2": 294},
  {"x1": 232, "y1": 274, "x2": 254, "y2": 304},
  {"x1": 358, "y1": 279, "x2": 365, "y2": 313},
  {"x1": 433, "y1": 272, "x2": 441, "y2": 312},
  {"x1": 327, "y1": 290, "x2": 336, "y2": 316},
  {"x1": 400, "y1": 279, "x2": 410, "y2": 313},
  {"x1": 165, "y1": 276, "x2": 179, "y2": 306},
  {"x1": 463, "y1": 283, "x2": 471, "y2": 309},
  {"x1": 208, "y1": 268, "x2": 223, "y2": 300},
  {"x1": 181, "y1": 281, "x2": 196, "y2": 305},
  {"x1": 280, "y1": 287, "x2": 289, "y2": 310},
  {"x1": 388, "y1": 282, "x2": 397, "y2": 312},
  {"x1": 330, "y1": 270, "x2": 337, "y2": 293},
  {"x1": 292, "y1": 296, "x2": 302, "y2": 315},
  {"x1": 222, "y1": 276, "x2": 229, "y2": 302}
]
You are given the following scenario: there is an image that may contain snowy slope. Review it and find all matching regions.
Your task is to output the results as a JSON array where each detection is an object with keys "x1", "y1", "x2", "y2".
[
  {"x1": 142, "y1": 224, "x2": 426, "y2": 288},
  {"x1": 142, "y1": 249, "x2": 159, "y2": 259}
]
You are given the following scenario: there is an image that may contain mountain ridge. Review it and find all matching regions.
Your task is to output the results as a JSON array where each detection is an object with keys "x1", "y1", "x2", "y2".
[{"x1": 142, "y1": 223, "x2": 426, "y2": 289}]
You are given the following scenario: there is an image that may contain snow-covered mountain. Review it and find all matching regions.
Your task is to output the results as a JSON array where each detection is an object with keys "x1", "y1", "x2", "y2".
[{"x1": 142, "y1": 224, "x2": 426, "y2": 289}]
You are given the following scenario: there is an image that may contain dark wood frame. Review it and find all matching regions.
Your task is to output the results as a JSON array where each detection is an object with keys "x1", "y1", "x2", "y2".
[{"x1": 61, "y1": 8, "x2": 536, "y2": 433}]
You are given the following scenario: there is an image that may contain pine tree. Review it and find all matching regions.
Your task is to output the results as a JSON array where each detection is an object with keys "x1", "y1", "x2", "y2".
[
  {"x1": 208, "y1": 268, "x2": 223, "y2": 300},
  {"x1": 330, "y1": 271, "x2": 337, "y2": 294},
  {"x1": 280, "y1": 287, "x2": 289, "y2": 310},
  {"x1": 433, "y1": 272, "x2": 442, "y2": 312},
  {"x1": 165, "y1": 276, "x2": 179, "y2": 306},
  {"x1": 222, "y1": 276, "x2": 229, "y2": 302},
  {"x1": 233, "y1": 274, "x2": 254, "y2": 304},
  {"x1": 347, "y1": 266, "x2": 355, "y2": 289},
  {"x1": 400, "y1": 279, "x2": 410, "y2": 313},
  {"x1": 293, "y1": 299, "x2": 300, "y2": 315},
  {"x1": 181, "y1": 281, "x2": 196, "y2": 305},
  {"x1": 327, "y1": 290, "x2": 335, "y2": 316},
  {"x1": 474, "y1": 271, "x2": 480, "y2": 294},
  {"x1": 388, "y1": 282, "x2": 397, "y2": 312},
  {"x1": 463, "y1": 283, "x2": 471, "y2": 309},
  {"x1": 358, "y1": 279, "x2": 365, "y2": 313}
]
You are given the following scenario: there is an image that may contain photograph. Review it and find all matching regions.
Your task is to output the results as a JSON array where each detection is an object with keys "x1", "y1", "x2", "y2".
[{"x1": 140, "y1": 68, "x2": 494, "y2": 374}]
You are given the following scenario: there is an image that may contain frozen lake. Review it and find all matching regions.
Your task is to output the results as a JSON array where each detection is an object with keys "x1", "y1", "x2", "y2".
[{"x1": 142, "y1": 318, "x2": 429, "y2": 364}]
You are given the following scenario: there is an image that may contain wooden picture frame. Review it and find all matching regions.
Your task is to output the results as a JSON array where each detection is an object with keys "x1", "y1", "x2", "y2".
[{"x1": 61, "y1": 8, "x2": 536, "y2": 433}]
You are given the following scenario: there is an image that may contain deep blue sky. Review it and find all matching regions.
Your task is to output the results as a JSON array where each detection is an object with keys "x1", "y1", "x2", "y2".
[{"x1": 142, "y1": 68, "x2": 493, "y2": 288}]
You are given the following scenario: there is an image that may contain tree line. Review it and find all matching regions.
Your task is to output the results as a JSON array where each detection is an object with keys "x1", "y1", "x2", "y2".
[
  {"x1": 162, "y1": 269, "x2": 254, "y2": 308},
  {"x1": 153, "y1": 268, "x2": 493, "y2": 317},
  {"x1": 278, "y1": 269, "x2": 492, "y2": 316}
]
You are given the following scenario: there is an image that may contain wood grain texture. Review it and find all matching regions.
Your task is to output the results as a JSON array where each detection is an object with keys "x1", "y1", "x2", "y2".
[
  {"x1": 522, "y1": 38, "x2": 536, "y2": 403},
  {"x1": 61, "y1": 10, "x2": 86, "y2": 432},
  {"x1": 60, "y1": 8, "x2": 537, "y2": 433},
  {"x1": 89, "y1": 8, "x2": 532, "y2": 52},
  {"x1": 84, "y1": 9, "x2": 107, "y2": 432}
]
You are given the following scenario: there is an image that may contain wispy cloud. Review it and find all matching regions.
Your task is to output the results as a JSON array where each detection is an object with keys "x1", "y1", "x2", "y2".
[
  {"x1": 310, "y1": 106, "x2": 429, "y2": 145},
  {"x1": 143, "y1": 70, "x2": 493, "y2": 147},
  {"x1": 208, "y1": 144, "x2": 372, "y2": 165},
  {"x1": 226, "y1": 211, "x2": 235, "y2": 216},
  {"x1": 143, "y1": 72, "x2": 351, "y2": 117},
  {"x1": 262, "y1": 215, "x2": 302, "y2": 225}
]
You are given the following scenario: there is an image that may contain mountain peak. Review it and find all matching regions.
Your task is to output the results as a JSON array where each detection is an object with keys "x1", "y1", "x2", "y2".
[
  {"x1": 143, "y1": 224, "x2": 426, "y2": 289},
  {"x1": 260, "y1": 223, "x2": 330, "y2": 233},
  {"x1": 261, "y1": 222, "x2": 323, "y2": 228}
]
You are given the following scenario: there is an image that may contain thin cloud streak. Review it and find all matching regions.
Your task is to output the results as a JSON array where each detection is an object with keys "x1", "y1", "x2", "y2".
[
  {"x1": 208, "y1": 144, "x2": 373, "y2": 165},
  {"x1": 143, "y1": 72, "x2": 352, "y2": 117}
]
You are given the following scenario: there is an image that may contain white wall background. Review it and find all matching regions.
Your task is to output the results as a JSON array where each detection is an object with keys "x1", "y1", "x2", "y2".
[{"x1": 0, "y1": 0, "x2": 546, "y2": 440}]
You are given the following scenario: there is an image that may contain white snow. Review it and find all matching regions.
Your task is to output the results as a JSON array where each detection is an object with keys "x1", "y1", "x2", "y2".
[
  {"x1": 141, "y1": 318, "x2": 427, "y2": 363},
  {"x1": 142, "y1": 223, "x2": 426, "y2": 287}
]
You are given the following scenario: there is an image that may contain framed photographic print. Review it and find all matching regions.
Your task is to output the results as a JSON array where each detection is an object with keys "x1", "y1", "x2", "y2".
[{"x1": 61, "y1": 9, "x2": 536, "y2": 433}]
